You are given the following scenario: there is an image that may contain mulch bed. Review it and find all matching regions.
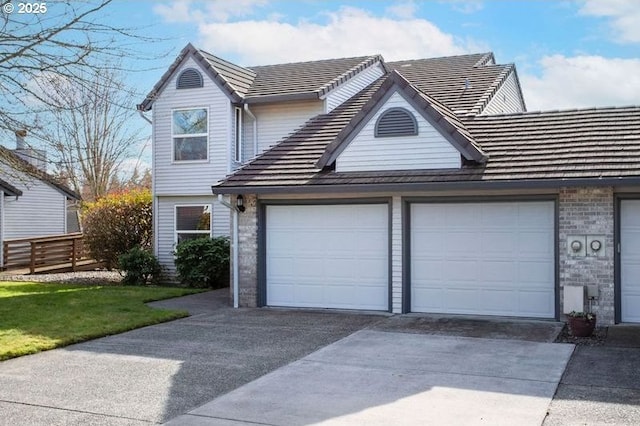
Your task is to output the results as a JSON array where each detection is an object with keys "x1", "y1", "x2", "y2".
[{"x1": 554, "y1": 323, "x2": 607, "y2": 346}]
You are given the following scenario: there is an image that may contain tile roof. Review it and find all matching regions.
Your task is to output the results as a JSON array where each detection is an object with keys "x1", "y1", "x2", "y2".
[
  {"x1": 199, "y1": 50, "x2": 256, "y2": 98},
  {"x1": 0, "y1": 146, "x2": 80, "y2": 199},
  {"x1": 213, "y1": 105, "x2": 640, "y2": 193},
  {"x1": 387, "y1": 53, "x2": 523, "y2": 114},
  {"x1": 244, "y1": 55, "x2": 383, "y2": 102}
]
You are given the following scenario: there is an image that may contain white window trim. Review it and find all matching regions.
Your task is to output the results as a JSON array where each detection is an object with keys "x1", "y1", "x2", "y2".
[
  {"x1": 171, "y1": 107, "x2": 210, "y2": 163},
  {"x1": 234, "y1": 106, "x2": 243, "y2": 163},
  {"x1": 174, "y1": 204, "x2": 213, "y2": 245}
]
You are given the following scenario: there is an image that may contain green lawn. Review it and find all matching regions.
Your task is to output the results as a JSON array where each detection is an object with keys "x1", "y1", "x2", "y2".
[{"x1": 0, "y1": 282, "x2": 202, "y2": 361}]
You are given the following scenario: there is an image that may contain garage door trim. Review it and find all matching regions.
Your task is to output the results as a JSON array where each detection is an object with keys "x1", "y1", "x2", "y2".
[
  {"x1": 615, "y1": 194, "x2": 640, "y2": 323},
  {"x1": 258, "y1": 198, "x2": 393, "y2": 310},
  {"x1": 402, "y1": 195, "x2": 559, "y2": 319}
]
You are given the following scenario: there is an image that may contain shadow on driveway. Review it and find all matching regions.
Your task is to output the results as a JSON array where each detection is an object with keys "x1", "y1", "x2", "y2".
[{"x1": 0, "y1": 289, "x2": 585, "y2": 425}]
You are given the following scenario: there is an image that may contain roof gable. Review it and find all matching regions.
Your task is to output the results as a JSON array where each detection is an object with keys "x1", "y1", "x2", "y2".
[
  {"x1": 0, "y1": 146, "x2": 79, "y2": 199},
  {"x1": 316, "y1": 70, "x2": 486, "y2": 169},
  {"x1": 335, "y1": 91, "x2": 463, "y2": 172},
  {"x1": 138, "y1": 43, "x2": 255, "y2": 111}
]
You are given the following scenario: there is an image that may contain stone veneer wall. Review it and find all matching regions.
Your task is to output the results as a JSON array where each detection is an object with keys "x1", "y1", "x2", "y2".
[
  {"x1": 558, "y1": 187, "x2": 614, "y2": 325},
  {"x1": 234, "y1": 194, "x2": 258, "y2": 307}
]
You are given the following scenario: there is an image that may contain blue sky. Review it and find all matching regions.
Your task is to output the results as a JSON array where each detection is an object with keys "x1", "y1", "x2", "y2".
[
  {"x1": 7, "y1": 0, "x2": 640, "y2": 171},
  {"x1": 106, "y1": 0, "x2": 640, "y2": 112}
]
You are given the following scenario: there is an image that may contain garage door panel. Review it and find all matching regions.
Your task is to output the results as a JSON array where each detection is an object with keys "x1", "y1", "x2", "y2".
[
  {"x1": 518, "y1": 291, "x2": 554, "y2": 315},
  {"x1": 267, "y1": 204, "x2": 388, "y2": 310},
  {"x1": 411, "y1": 201, "x2": 555, "y2": 318},
  {"x1": 479, "y1": 261, "x2": 517, "y2": 283},
  {"x1": 519, "y1": 261, "x2": 554, "y2": 284},
  {"x1": 518, "y1": 232, "x2": 553, "y2": 254}
]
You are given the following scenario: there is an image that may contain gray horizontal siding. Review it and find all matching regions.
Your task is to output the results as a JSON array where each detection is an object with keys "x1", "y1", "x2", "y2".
[
  {"x1": 325, "y1": 63, "x2": 385, "y2": 112},
  {"x1": 153, "y1": 57, "x2": 231, "y2": 196},
  {"x1": 156, "y1": 195, "x2": 230, "y2": 275},
  {"x1": 336, "y1": 92, "x2": 461, "y2": 172},
  {"x1": 481, "y1": 71, "x2": 525, "y2": 115},
  {"x1": 252, "y1": 100, "x2": 324, "y2": 154}
]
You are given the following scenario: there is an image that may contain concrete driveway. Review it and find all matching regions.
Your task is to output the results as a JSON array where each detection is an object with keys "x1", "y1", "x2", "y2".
[{"x1": 2, "y1": 288, "x2": 633, "y2": 426}]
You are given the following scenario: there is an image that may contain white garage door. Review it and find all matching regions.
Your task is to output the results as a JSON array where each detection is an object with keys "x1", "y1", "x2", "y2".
[
  {"x1": 266, "y1": 204, "x2": 389, "y2": 310},
  {"x1": 621, "y1": 200, "x2": 640, "y2": 323},
  {"x1": 411, "y1": 201, "x2": 555, "y2": 318}
]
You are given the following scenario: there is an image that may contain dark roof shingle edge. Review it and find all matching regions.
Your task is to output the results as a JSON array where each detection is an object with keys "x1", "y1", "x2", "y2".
[{"x1": 0, "y1": 146, "x2": 80, "y2": 200}]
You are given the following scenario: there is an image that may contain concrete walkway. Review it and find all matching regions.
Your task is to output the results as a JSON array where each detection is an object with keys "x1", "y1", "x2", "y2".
[
  {"x1": 544, "y1": 326, "x2": 640, "y2": 425},
  {"x1": 166, "y1": 330, "x2": 574, "y2": 425}
]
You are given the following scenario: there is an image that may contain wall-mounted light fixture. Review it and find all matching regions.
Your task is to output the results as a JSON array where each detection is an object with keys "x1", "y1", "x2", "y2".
[{"x1": 236, "y1": 194, "x2": 245, "y2": 213}]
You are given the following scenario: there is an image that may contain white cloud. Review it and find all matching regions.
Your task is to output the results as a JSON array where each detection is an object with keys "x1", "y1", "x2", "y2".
[
  {"x1": 442, "y1": 0, "x2": 484, "y2": 14},
  {"x1": 521, "y1": 55, "x2": 640, "y2": 111},
  {"x1": 153, "y1": 0, "x2": 267, "y2": 23},
  {"x1": 386, "y1": 1, "x2": 418, "y2": 19},
  {"x1": 579, "y1": 0, "x2": 640, "y2": 43},
  {"x1": 193, "y1": 6, "x2": 477, "y2": 64}
]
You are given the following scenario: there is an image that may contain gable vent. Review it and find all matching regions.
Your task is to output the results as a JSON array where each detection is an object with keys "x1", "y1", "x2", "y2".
[
  {"x1": 375, "y1": 107, "x2": 418, "y2": 137},
  {"x1": 177, "y1": 68, "x2": 203, "y2": 89}
]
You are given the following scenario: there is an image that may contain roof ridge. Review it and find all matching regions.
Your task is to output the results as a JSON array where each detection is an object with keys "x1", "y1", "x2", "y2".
[
  {"x1": 467, "y1": 104, "x2": 640, "y2": 120},
  {"x1": 317, "y1": 55, "x2": 383, "y2": 97},
  {"x1": 247, "y1": 54, "x2": 376, "y2": 69},
  {"x1": 387, "y1": 51, "x2": 492, "y2": 64},
  {"x1": 469, "y1": 63, "x2": 524, "y2": 115},
  {"x1": 197, "y1": 48, "x2": 256, "y2": 77}
]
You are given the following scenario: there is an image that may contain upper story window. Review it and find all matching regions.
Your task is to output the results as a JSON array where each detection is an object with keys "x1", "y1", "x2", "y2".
[
  {"x1": 173, "y1": 108, "x2": 208, "y2": 161},
  {"x1": 375, "y1": 107, "x2": 418, "y2": 137},
  {"x1": 176, "y1": 68, "x2": 203, "y2": 89}
]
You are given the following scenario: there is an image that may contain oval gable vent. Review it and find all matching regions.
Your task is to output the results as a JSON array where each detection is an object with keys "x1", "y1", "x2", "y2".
[
  {"x1": 375, "y1": 107, "x2": 418, "y2": 137},
  {"x1": 177, "y1": 68, "x2": 203, "y2": 89}
]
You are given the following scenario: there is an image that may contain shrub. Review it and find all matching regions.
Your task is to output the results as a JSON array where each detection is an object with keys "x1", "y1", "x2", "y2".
[
  {"x1": 174, "y1": 237, "x2": 230, "y2": 288},
  {"x1": 118, "y1": 247, "x2": 162, "y2": 286},
  {"x1": 82, "y1": 189, "x2": 152, "y2": 269}
]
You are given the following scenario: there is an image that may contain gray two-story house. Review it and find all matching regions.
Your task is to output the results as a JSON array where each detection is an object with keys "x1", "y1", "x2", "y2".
[{"x1": 140, "y1": 43, "x2": 640, "y2": 326}]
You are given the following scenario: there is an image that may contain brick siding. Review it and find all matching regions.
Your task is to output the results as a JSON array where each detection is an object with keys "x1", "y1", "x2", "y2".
[{"x1": 559, "y1": 187, "x2": 615, "y2": 325}]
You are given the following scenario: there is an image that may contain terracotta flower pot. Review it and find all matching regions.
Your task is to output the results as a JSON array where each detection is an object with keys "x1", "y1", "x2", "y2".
[{"x1": 567, "y1": 315, "x2": 596, "y2": 337}]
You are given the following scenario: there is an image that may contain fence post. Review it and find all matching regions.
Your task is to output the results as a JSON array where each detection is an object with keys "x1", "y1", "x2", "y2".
[
  {"x1": 30, "y1": 241, "x2": 36, "y2": 274},
  {"x1": 71, "y1": 238, "x2": 77, "y2": 271}
]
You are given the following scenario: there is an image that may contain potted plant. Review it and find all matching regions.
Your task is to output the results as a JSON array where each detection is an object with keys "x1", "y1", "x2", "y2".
[{"x1": 567, "y1": 311, "x2": 597, "y2": 337}]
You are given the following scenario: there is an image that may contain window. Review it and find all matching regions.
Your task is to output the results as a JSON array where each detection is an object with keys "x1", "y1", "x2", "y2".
[
  {"x1": 375, "y1": 107, "x2": 418, "y2": 137},
  {"x1": 176, "y1": 68, "x2": 203, "y2": 89},
  {"x1": 175, "y1": 205, "x2": 212, "y2": 244},
  {"x1": 234, "y1": 107, "x2": 243, "y2": 163},
  {"x1": 173, "y1": 108, "x2": 208, "y2": 161}
]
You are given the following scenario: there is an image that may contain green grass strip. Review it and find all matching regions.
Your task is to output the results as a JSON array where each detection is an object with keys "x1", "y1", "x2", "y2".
[{"x1": 0, "y1": 282, "x2": 203, "y2": 360}]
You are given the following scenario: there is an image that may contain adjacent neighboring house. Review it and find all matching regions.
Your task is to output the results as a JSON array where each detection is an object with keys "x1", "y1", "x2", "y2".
[
  {"x1": 0, "y1": 131, "x2": 81, "y2": 266},
  {"x1": 140, "y1": 43, "x2": 640, "y2": 325}
]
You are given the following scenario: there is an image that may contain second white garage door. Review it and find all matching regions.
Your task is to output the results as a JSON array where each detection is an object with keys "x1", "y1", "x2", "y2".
[
  {"x1": 411, "y1": 201, "x2": 555, "y2": 318},
  {"x1": 266, "y1": 204, "x2": 389, "y2": 310}
]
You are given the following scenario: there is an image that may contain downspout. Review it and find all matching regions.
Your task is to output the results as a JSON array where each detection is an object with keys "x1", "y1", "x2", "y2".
[
  {"x1": 138, "y1": 109, "x2": 152, "y2": 125},
  {"x1": 244, "y1": 104, "x2": 258, "y2": 157},
  {"x1": 217, "y1": 194, "x2": 239, "y2": 308}
]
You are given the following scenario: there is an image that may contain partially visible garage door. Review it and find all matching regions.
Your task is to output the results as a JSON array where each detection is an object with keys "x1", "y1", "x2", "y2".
[
  {"x1": 621, "y1": 200, "x2": 640, "y2": 323},
  {"x1": 266, "y1": 204, "x2": 389, "y2": 310},
  {"x1": 410, "y1": 201, "x2": 555, "y2": 318}
]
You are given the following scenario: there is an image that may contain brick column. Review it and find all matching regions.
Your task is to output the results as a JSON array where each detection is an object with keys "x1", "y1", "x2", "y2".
[
  {"x1": 236, "y1": 194, "x2": 258, "y2": 307},
  {"x1": 558, "y1": 187, "x2": 614, "y2": 325}
]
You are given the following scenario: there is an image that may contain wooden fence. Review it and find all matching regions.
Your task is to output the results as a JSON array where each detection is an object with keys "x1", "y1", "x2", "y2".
[{"x1": 2, "y1": 233, "x2": 99, "y2": 274}]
